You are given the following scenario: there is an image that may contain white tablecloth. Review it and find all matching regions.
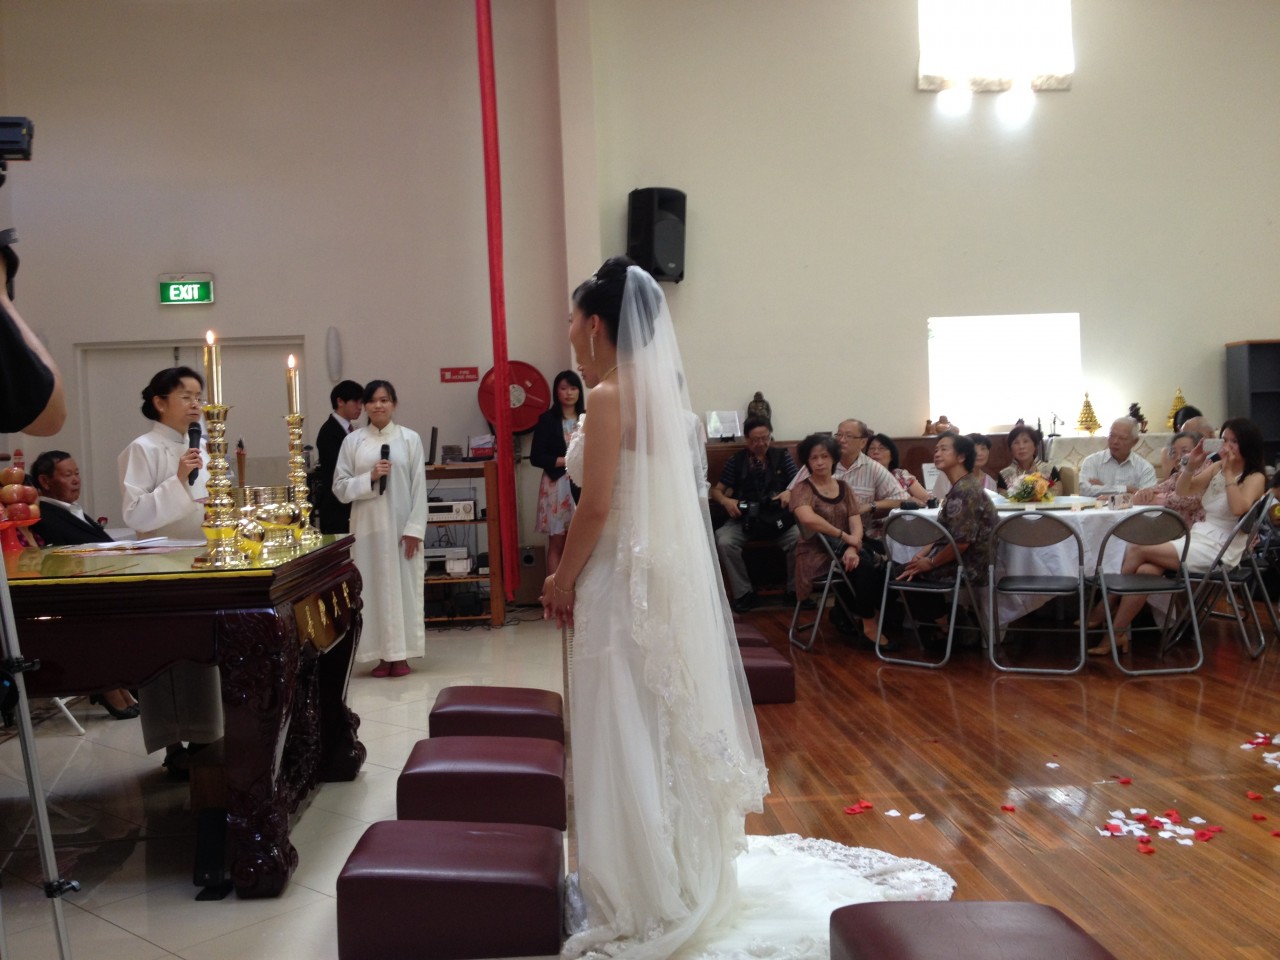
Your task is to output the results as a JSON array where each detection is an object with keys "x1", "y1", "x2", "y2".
[
  {"x1": 1044, "y1": 433, "x2": 1173, "y2": 470},
  {"x1": 885, "y1": 505, "x2": 1147, "y2": 628}
]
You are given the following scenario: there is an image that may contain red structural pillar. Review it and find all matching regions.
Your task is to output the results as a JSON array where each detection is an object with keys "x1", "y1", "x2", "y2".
[{"x1": 474, "y1": 0, "x2": 518, "y2": 601}]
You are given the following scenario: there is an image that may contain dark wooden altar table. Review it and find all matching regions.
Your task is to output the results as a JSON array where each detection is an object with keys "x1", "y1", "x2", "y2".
[{"x1": 5, "y1": 535, "x2": 366, "y2": 899}]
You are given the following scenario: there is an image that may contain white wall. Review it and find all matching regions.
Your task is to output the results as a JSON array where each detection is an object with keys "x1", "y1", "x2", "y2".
[{"x1": 586, "y1": 0, "x2": 1280, "y2": 438}]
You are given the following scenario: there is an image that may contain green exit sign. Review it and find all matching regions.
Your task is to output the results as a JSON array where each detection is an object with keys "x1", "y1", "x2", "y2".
[{"x1": 159, "y1": 273, "x2": 214, "y2": 305}]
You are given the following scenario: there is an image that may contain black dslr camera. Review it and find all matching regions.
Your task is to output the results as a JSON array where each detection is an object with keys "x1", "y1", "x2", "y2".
[
  {"x1": 738, "y1": 499, "x2": 794, "y2": 540},
  {"x1": 0, "y1": 117, "x2": 34, "y2": 298}
]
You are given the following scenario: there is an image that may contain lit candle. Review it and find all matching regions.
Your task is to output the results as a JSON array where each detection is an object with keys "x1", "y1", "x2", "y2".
[
  {"x1": 286, "y1": 354, "x2": 301, "y2": 415},
  {"x1": 204, "y1": 330, "x2": 223, "y2": 405}
]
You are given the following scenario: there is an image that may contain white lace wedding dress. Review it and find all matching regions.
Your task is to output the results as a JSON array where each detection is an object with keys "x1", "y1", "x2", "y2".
[{"x1": 562, "y1": 414, "x2": 953, "y2": 960}]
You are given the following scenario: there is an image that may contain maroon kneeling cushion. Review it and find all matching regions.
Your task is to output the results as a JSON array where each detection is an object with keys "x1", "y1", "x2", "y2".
[
  {"x1": 739, "y1": 646, "x2": 795, "y2": 704},
  {"x1": 429, "y1": 685, "x2": 564, "y2": 742},
  {"x1": 830, "y1": 901, "x2": 1117, "y2": 960},
  {"x1": 338, "y1": 819, "x2": 563, "y2": 960},
  {"x1": 398, "y1": 735, "x2": 566, "y2": 831}
]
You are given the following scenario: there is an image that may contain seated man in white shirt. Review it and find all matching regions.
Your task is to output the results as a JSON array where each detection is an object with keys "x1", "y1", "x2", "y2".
[{"x1": 1078, "y1": 417, "x2": 1157, "y2": 497}]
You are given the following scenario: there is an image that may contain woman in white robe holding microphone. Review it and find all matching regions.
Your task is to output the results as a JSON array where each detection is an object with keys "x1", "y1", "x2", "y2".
[
  {"x1": 118, "y1": 366, "x2": 223, "y2": 778},
  {"x1": 333, "y1": 379, "x2": 428, "y2": 678}
]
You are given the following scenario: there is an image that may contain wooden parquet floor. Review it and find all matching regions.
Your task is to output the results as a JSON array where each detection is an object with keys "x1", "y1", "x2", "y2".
[{"x1": 742, "y1": 606, "x2": 1280, "y2": 960}]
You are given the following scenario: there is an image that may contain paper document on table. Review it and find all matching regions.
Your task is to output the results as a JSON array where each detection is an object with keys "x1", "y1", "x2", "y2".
[
  {"x1": 50, "y1": 538, "x2": 207, "y2": 554},
  {"x1": 919, "y1": 463, "x2": 939, "y2": 490}
]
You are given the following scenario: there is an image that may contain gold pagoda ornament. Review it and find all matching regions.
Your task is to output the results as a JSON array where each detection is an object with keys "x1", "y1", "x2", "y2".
[
  {"x1": 1165, "y1": 387, "x2": 1186, "y2": 430},
  {"x1": 1077, "y1": 392, "x2": 1101, "y2": 436}
]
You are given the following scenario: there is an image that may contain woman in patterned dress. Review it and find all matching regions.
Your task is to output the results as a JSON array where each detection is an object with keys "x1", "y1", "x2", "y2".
[{"x1": 530, "y1": 370, "x2": 585, "y2": 575}]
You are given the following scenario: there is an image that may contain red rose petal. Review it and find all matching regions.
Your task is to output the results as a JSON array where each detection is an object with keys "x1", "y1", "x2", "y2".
[
  {"x1": 1208, "y1": 825, "x2": 1224, "y2": 833},
  {"x1": 1137, "y1": 835, "x2": 1153, "y2": 845},
  {"x1": 1106, "y1": 823, "x2": 1123, "y2": 834},
  {"x1": 1271, "y1": 831, "x2": 1280, "y2": 838},
  {"x1": 1247, "y1": 791, "x2": 1263, "y2": 801},
  {"x1": 858, "y1": 800, "x2": 874, "y2": 810},
  {"x1": 1138, "y1": 845, "x2": 1156, "y2": 855},
  {"x1": 1000, "y1": 804, "x2": 1016, "y2": 813},
  {"x1": 1194, "y1": 830, "x2": 1214, "y2": 842},
  {"x1": 1253, "y1": 813, "x2": 1268, "y2": 821},
  {"x1": 1135, "y1": 813, "x2": 1151, "y2": 823},
  {"x1": 1117, "y1": 777, "x2": 1133, "y2": 785}
]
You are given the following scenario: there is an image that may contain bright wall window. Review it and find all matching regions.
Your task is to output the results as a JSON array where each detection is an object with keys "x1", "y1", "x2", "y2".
[
  {"x1": 927, "y1": 313, "x2": 1081, "y2": 434},
  {"x1": 918, "y1": 0, "x2": 1075, "y2": 92}
]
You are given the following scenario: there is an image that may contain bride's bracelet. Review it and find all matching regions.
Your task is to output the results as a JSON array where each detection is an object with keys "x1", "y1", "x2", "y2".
[{"x1": 551, "y1": 578, "x2": 576, "y2": 598}]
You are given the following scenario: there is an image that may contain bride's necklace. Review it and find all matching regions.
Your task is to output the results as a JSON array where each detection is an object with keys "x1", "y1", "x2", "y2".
[{"x1": 597, "y1": 361, "x2": 628, "y2": 384}]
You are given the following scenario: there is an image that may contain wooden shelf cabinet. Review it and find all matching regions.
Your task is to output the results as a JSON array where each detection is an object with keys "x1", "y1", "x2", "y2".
[
  {"x1": 1226, "y1": 340, "x2": 1280, "y2": 464},
  {"x1": 424, "y1": 460, "x2": 505, "y2": 627}
]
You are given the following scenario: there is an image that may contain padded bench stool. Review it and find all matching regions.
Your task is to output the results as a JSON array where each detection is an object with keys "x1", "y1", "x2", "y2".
[
  {"x1": 735, "y1": 623, "x2": 771, "y2": 647},
  {"x1": 337, "y1": 819, "x2": 563, "y2": 960},
  {"x1": 830, "y1": 901, "x2": 1117, "y2": 960},
  {"x1": 429, "y1": 685, "x2": 564, "y2": 742},
  {"x1": 398, "y1": 735, "x2": 567, "y2": 831},
  {"x1": 739, "y1": 646, "x2": 796, "y2": 703}
]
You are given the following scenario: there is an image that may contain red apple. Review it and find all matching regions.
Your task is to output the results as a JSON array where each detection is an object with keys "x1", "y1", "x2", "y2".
[
  {"x1": 0, "y1": 466, "x2": 25, "y2": 485},
  {"x1": 0, "y1": 484, "x2": 23, "y2": 504},
  {"x1": 18, "y1": 485, "x2": 37, "y2": 504},
  {"x1": 26, "y1": 502, "x2": 39, "y2": 520},
  {"x1": 7, "y1": 503, "x2": 30, "y2": 522}
]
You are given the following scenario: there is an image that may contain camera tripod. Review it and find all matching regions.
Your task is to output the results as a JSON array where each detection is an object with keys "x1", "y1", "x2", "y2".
[{"x1": 0, "y1": 559, "x2": 78, "y2": 958}]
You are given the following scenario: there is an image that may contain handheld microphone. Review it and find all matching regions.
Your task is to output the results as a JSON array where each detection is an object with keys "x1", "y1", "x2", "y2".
[
  {"x1": 187, "y1": 423, "x2": 202, "y2": 486},
  {"x1": 379, "y1": 444, "x2": 390, "y2": 495}
]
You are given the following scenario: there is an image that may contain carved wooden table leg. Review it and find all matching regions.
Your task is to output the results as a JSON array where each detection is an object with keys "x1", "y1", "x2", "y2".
[
  {"x1": 220, "y1": 608, "x2": 300, "y2": 899},
  {"x1": 320, "y1": 567, "x2": 365, "y2": 781}
]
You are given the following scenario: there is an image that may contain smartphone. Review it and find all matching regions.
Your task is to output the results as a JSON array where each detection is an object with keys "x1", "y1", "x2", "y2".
[{"x1": 1202, "y1": 438, "x2": 1222, "y2": 454}]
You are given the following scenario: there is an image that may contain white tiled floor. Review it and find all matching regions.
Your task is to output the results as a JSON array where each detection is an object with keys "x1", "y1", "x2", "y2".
[{"x1": 0, "y1": 616, "x2": 564, "y2": 959}]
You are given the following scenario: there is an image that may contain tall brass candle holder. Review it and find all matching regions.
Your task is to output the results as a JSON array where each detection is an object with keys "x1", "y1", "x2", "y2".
[
  {"x1": 285, "y1": 413, "x2": 321, "y2": 544},
  {"x1": 198, "y1": 404, "x2": 249, "y2": 569}
]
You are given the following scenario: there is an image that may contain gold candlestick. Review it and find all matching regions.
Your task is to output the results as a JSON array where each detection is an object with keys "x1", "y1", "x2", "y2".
[
  {"x1": 198, "y1": 403, "x2": 248, "y2": 568},
  {"x1": 203, "y1": 331, "x2": 223, "y2": 406},
  {"x1": 286, "y1": 412, "x2": 320, "y2": 544}
]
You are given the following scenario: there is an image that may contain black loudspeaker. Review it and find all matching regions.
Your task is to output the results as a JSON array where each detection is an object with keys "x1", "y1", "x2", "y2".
[
  {"x1": 627, "y1": 187, "x2": 685, "y2": 282},
  {"x1": 513, "y1": 545, "x2": 547, "y2": 606}
]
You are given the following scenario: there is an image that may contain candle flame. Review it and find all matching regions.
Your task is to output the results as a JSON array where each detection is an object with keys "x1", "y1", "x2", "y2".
[
  {"x1": 206, "y1": 330, "x2": 216, "y2": 346},
  {"x1": 287, "y1": 354, "x2": 297, "y2": 369}
]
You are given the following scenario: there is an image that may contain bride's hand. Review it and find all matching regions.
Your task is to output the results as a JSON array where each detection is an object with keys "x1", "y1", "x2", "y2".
[{"x1": 541, "y1": 575, "x2": 575, "y2": 628}]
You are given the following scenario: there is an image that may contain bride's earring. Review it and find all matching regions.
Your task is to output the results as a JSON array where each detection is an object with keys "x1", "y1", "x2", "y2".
[{"x1": 590, "y1": 333, "x2": 596, "y2": 363}]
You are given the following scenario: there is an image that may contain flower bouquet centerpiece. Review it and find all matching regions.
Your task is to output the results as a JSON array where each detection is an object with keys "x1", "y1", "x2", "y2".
[{"x1": 1005, "y1": 472, "x2": 1056, "y2": 503}]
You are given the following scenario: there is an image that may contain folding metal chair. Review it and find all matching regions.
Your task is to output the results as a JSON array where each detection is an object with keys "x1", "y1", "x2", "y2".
[
  {"x1": 1241, "y1": 493, "x2": 1280, "y2": 646},
  {"x1": 1094, "y1": 507, "x2": 1203, "y2": 676},
  {"x1": 788, "y1": 534, "x2": 858, "y2": 652},
  {"x1": 1180, "y1": 495, "x2": 1273, "y2": 659},
  {"x1": 876, "y1": 512, "x2": 986, "y2": 668},
  {"x1": 987, "y1": 512, "x2": 1087, "y2": 674}
]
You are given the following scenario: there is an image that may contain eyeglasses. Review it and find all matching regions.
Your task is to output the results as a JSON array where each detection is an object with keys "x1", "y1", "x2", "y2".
[
  {"x1": 168, "y1": 392, "x2": 204, "y2": 405},
  {"x1": 835, "y1": 432, "x2": 864, "y2": 440}
]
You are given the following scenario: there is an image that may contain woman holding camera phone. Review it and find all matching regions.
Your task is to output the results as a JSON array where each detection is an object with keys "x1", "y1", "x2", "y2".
[{"x1": 1085, "y1": 418, "x2": 1267, "y2": 655}]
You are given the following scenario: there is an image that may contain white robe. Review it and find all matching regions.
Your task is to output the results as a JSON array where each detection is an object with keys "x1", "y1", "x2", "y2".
[
  {"x1": 118, "y1": 422, "x2": 223, "y2": 753},
  {"x1": 333, "y1": 422, "x2": 427, "y2": 663}
]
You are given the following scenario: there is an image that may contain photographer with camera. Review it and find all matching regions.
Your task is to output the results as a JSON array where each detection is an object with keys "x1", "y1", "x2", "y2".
[
  {"x1": 0, "y1": 245, "x2": 65, "y2": 437},
  {"x1": 711, "y1": 416, "x2": 800, "y2": 612}
]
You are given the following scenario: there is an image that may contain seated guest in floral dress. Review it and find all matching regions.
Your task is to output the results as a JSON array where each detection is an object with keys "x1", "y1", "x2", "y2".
[
  {"x1": 1131, "y1": 430, "x2": 1206, "y2": 528},
  {"x1": 997, "y1": 423, "x2": 1059, "y2": 491},
  {"x1": 896, "y1": 432, "x2": 998, "y2": 625},
  {"x1": 790, "y1": 433, "x2": 885, "y2": 642},
  {"x1": 867, "y1": 434, "x2": 930, "y2": 505}
]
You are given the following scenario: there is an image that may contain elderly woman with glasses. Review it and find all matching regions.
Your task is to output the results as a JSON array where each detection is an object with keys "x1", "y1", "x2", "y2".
[{"x1": 118, "y1": 366, "x2": 222, "y2": 779}]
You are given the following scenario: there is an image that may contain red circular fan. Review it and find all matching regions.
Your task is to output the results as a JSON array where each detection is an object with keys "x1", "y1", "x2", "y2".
[{"x1": 477, "y1": 362, "x2": 551, "y2": 434}]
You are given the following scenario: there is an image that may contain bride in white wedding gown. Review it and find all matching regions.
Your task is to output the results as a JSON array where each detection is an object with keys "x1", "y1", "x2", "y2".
[{"x1": 542, "y1": 258, "x2": 953, "y2": 960}]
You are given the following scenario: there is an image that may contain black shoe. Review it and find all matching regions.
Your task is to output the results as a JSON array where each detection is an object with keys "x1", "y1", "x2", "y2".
[
  {"x1": 89, "y1": 694, "x2": 140, "y2": 721},
  {"x1": 731, "y1": 592, "x2": 757, "y2": 614},
  {"x1": 162, "y1": 746, "x2": 190, "y2": 781}
]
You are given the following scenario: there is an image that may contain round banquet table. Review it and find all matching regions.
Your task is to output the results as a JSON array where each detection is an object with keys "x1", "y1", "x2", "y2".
[{"x1": 885, "y1": 502, "x2": 1154, "y2": 629}]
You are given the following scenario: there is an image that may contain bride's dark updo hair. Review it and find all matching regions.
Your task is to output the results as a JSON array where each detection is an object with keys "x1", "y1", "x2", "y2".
[{"x1": 572, "y1": 255, "x2": 636, "y2": 345}]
